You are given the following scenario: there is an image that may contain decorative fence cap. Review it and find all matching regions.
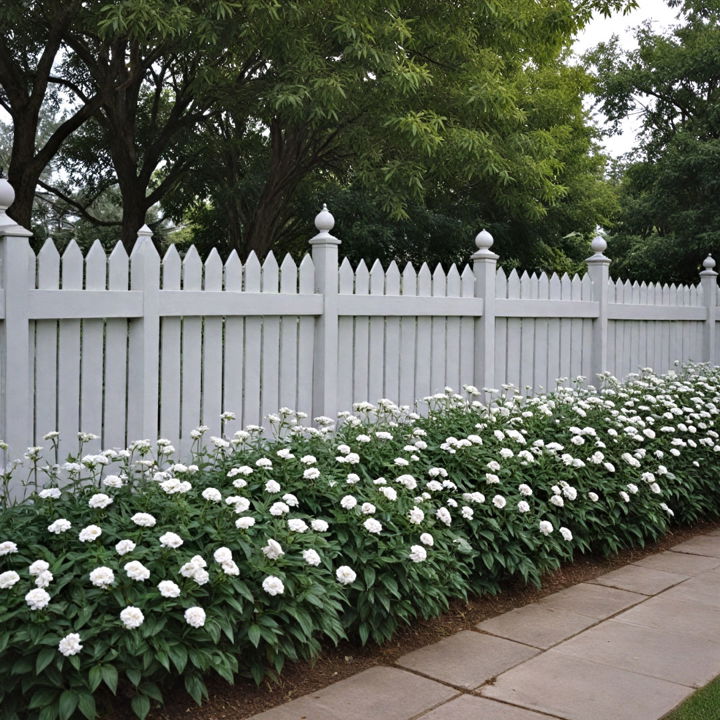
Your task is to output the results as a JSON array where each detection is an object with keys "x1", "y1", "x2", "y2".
[
  {"x1": 701, "y1": 253, "x2": 717, "y2": 276},
  {"x1": 0, "y1": 172, "x2": 14, "y2": 213},
  {"x1": 310, "y1": 203, "x2": 340, "y2": 246}
]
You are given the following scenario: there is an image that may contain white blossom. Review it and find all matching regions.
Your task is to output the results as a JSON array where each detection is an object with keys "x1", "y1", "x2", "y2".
[
  {"x1": 539, "y1": 520, "x2": 554, "y2": 536},
  {"x1": 88, "y1": 493, "x2": 113, "y2": 509},
  {"x1": 262, "y1": 539, "x2": 285, "y2": 560},
  {"x1": 89, "y1": 567, "x2": 115, "y2": 588},
  {"x1": 131, "y1": 513, "x2": 156, "y2": 527},
  {"x1": 409, "y1": 545, "x2": 427, "y2": 563},
  {"x1": 158, "y1": 580, "x2": 181, "y2": 598},
  {"x1": 25, "y1": 588, "x2": 51, "y2": 610},
  {"x1": 303, "y1": 549, "x2": 322, "y2": 567},
  {"x1": 262, "y1": 575, "x2": 285, "y2": 596},
  {"x1": 58, "y1": 633, "x2": 83, "y2": 657},
  {"x1": 0, "y1": 571, "x2": 20, "y2": 589},
  {"x1": 0, "y1": 541, "x2": 18, "y2": 555},
  {"x1": 159, "y1": 532, "x2": 184, "y2": 549},
  {"x1": 202, "y1": 487, "x2": 222, "y2": 502},
  {"x1": 78, "y1": 525, "x2": 102, "y2": 542},
  {"x1": 124, "y1": 561, "x2": 150, "y2": 582},
  {"x1": 363, "y1": 518, "x2": 382, "y2": 534},
  {"x1": 235, "y1": 516, "x2": 256, "y2": 529},
  {"x1": 311, "y1": 519, "x2": 329, "y2": 532},
  {"x1": 115, "y1": 539, "x2": 136, "y2": 556},
  {"x1": 184, "y1": 606, "x2": 206, "y2": 628},
  {"x1": 335, "y1": 566, "x2": 357, "y2": 585},
  {"x1": 420, "y1": 533, "x2": 434, "y2": 546},
  {"x1": 120, "y1": 606, "x2": 144, "y2": 629}
]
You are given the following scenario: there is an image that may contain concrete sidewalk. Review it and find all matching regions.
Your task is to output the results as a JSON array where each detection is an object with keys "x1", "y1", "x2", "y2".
[{"x1": 250, "y1": 529, "x2": 720, "y2": 720}]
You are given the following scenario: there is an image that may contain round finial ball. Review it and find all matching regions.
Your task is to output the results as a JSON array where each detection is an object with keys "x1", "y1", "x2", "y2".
[
  {"x1": 475, "y1": 229, "x2": 494, "y2": 251},
  {"x1": 314, "y1": 203, "x2": 335, "y2": 233},
  {"x1": 591, "y1": 235, "x2": 607, "y2": 254},
  {"x1": 704, "y1": 254, "x2": 716, "y2": 270},
  {"x1": 0, "y1": 175, "x2": 15, "y2": 212}
]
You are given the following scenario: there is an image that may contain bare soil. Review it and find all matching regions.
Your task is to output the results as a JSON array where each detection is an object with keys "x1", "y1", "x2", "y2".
[{"x1": 106, "y1": 521, "x2": 720, "y2": 720}]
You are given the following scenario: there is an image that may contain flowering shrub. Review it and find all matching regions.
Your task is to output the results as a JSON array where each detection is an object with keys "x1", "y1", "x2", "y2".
[{"x1": 2, "y1": 364, "x2": 720, "y2": 719}]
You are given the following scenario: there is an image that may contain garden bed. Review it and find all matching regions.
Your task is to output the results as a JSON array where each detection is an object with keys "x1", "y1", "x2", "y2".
[{"x1": 2, "y1": 365, "x2": 720, "y2": 720}]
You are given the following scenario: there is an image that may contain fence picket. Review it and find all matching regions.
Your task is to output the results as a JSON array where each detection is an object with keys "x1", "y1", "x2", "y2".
[
  {"x1": 353, "y1": 260, "x2": 370, "y2": 403},
  {"x1": 160, "y1": 246, "x2": 182, "y2": 444},
  {"x1": 260, "y1": 252, "x2": 280, "y2": 423},
  {"x1": 203, "y1": 248, "x2": 224, "y2": 435},
  {"x1": 297, "y1": 255, "x2": 315, "y2": 419},
  {"x1": 415, "y1": 263, "x2": 432, "y2": 398},
  {"x1": 430, "y1": 264, "x2": 447, "y2": 392},
  {"x1": 384, "y1": 262, "x2": 401, "y2": 401},
  {"x1": 222, "y1": 251, "x2": 244, "y2": 436},
  {"x1": 279, "y1": 254, "x2": 299, "y2": 413},
  {"x1": 243, "y1": 252, "x2": 262, "y2": 426},
  {"x1": 399, "y1": 263, "x2": 418, "y2": 406},
  {"x1": 368, "y1": 260, "x2": 385, "y2": 403},
  {"x1": 181, "y1": 246, "x2": 203, "y2": 438}
]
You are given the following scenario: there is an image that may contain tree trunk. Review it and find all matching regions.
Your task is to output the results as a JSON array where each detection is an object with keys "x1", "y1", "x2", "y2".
[{"x1": 119, "y1": 190, "x2": 148, "y2": 251}]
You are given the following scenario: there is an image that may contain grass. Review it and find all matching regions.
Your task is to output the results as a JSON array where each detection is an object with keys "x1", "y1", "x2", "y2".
[{"x1": 664, "y1": 675, "x2": 720, "y2": 720}]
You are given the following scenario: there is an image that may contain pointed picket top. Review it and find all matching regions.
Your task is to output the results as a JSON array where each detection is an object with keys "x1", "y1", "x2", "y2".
[
  {"x1": 224, "y1": 250, "x2": 243, "y2": 291},
  {"x1": 607, "y1": 278, "x2": 616, "y2": 303},
  {"x1": 298, "y1": 253, "x2": 314, "y2": 294},
  {"x1": 355, "y1": 259, "x2": 370, "y2": 294},
  {"x1": 369, "y1": 258, "x2": 385, "y2": 295},
  {"x1": 401, "y1": 261, "x2": 417, "y2": 296},
  {"x1": 569, "y1": 273, "x2": 582, "y2": 301},
  {"x1": 85, "y1": 240, "x2": 107, "y2": 290},
  {"x1": 108, "y1": 242, "x2": 129, "y2": 289},
  {"x1": 37, "y1": 237, "x2": 61, "y2": 289},
  {"x1": 581, "y1": 272, "x2": 593, "y2": 300},
  {"x1": 527, "y1": 272, "x2": 540, "y2": 299},
  {"x1": 432, "y1": 263, "x2": 446, "y2": 297},
  {"x1": 661, "y1": 282, "x2": 671, "y2": 306},
  {"x1": 495, "y1": 267, "x2": 507, "y2": 298},
  {"x1": 507, "y1": 268, "x2": 521, "y2": 299},
  {"x1": 61, "y1": 239, "x2": 84, "y2": 289},
  {"x1": 417, "y1": 262, "x2": 432, "y2": 296},
  {"x1": 27, "y1": 242, "x2": 36, "y2": 288},
  {"x1": 339, "y1": 257, "x2": 354, "y2": 294},
  {"x1": 560, "y1": 272, "x2": 573, "y2": 299},
  {"x1": 280, "y1": 253, "x2": 298, "y2": 293},
  {"x1": 261, "y1": 250, "x2": 279, "y2": 293},
  {"x1": 161, "y1": 245, "x2": 182, "y2": 289},
  {"x1": 548, "y1": 272, "x2": 561, "y2": 299},
  {"x1": 446, "y1": 264, "x2": 461, "y2": 297},
  {"x1": 385, "y1": 261, "x2": 400, "y2": 295},
  {"x1": 538, "y1": 271, "x2": 549, "y2": 299},
  {"x1": 244, "y1": 250, "x2": 262, "y2": 292},
  {"x1": 639, "y1": 280, "x2": 648, "y2": 304},
  {"x1": 204, "y1": 248, "x2": 223, "y2": 291},
  {"x1": 460, "y1": 264, "x2": 474, "y2": 297},
  {"x1": 182, "y1": 245, "x2": 202, "y2": 290}
]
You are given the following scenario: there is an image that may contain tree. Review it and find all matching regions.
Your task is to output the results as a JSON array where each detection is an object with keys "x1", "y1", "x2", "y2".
[{"x1": 587, "y1": 0, "x2": 720, "y2": 283}]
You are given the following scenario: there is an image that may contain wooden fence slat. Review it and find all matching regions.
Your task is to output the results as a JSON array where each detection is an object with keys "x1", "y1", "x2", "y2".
[
  {"x1": 278, "y1": 254, "x2": 299, "y2": 413},
  {"x1": 160, "y1": 246, "x2": 182, "y2": 443},
  {"x1": 415, "y1": 263, "x2": 432, "y2": 398},
  {"x1": 384, "y1": 261, "x2": 401, "y2": 401},
  {"x1": 353, "y1": 260, "x2": 370, "y2": 403},
  {"x1": 260, "y1": 251, "x2": 280, "y2": 422},
  {"x1": 297, "y1": 255, "x2": 315, "y2": 419},
  {"x1": 368, "y1": 259, "x2": 385, "y2": 403},
  {"x1": 222, "y1": 251, "x2": 244, "y2": 436},
  {"x1": 242, "y1": 252, "x2": 262, "y2": 426},
  {"x1": 430, "y1": 263, "x2": 447, "y2": 393},
  {"x1": 399, "y1": 263, "x2": 417, "y2": 406},
  {"x1": 202, "y1": 248, "x2": 224, "y2": 435},
  {"x1": 181, "y1": 246, "x2": 203, "y2": 438}
]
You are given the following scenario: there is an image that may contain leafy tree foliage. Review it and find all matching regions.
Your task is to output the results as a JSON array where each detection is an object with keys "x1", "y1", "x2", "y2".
[{"x1": 588, "y1": 0, "x2": 720, "y2": 283}]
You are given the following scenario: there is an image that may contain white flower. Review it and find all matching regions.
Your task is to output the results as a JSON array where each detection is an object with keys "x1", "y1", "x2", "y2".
[
  {"x1": 159, "y1": 532, "x2": 184, "y2": 549},
  {"x1": 361, "y1": 502, "x2": 376, "y2": 515},
  {"x1": 88, "y1": 493, "x2": 113, "y2": 509},
  {"x1": 461, "y1": 506, "x2": 474, "y2": 519},
  {"x1": 517, "y1": 500, "x2": 530, "y2": 513},
  {"x1": 213, "y1": 547, "x2": 233, "y2": 564},
  {"x1": 559, "y1": 527, "x2": 573, "y2": 541},
  {"x1": 29, "y1": 560, "x2": 50, "y2": 576},
  {"x1": 549, "y1": 495, "x2": 565, "y2": 508},
  {"x1": 396, "y1": 474, "x2": 418, "y2": 490},
  {"x1": 262, "y1": 575, "x2": 285, "y2": 596},
  {"x1": 58, "y1": 633, "x2": 83, "y2": 657},
  {"x1": 89, "y1": 566, "x2": 115, "y2": 587},
  {"x1": 265, "y1": 479, "x2": 281, "y2": 493},
  {"x1": 436, "y1": 507, "x2": 452, "y2": 526},
  {"x1": 650, "y1": 482, "x2": 662, "y2": 494},
  {"x1": 226, "y1": 496, "x2": 251, "y2": 512},
  {"x1": 311, "y1": 519, "x2": 329, "y2": 532},
  {"x1": 288, "y1": 518, "x2": 309, "y2": 533},
  {"x1": 115, "y1": 539, "x2": 136, "y2": 556},
  {"x1": 79, "y1": 525, "x2": 102, "y2": 542},
  {"x1": 420, "y1": 532, "x2": 434, "y2": 546},
  {"x1": 619, "y1": 491, "x2": 631, "y2": 502},
  {"x1": 256, "y1": 458, "x2": 273, "y2": 469},
  {"x1": 562, "y1": 486, "x2": 578, "y2": 501},
  {"x1": 103, "y1": 475, "x2": 123, "y2": 489},
  {"x1": 518, "y1": 484, "x2": 533, "y2": 496},
  {"x1": 228, "y1": 465, "x2": 254, "y2": 477},
  {"x1": 346, "y1": 473, "x2": 361, "y2": 484},
  {"x1": 363, "y1": 518, "x2": 382, "y2": 534},
  {"x1": 124, "y1": 560, "x2": 151, "y2": 582},
  {"x1": 262, "y1": 539, "x2": 285, "y2": 560},
  {"x1": 303, "y1": 467, "x2": 321, "y2": 480},
  {"x1": 0, "y1": 541, "x2": 18, "y2": 556},
  {"x1": 626, "y1": 483, "x2": 639, "y2": 495},
  {"x1": 131, "y1": 513, "x2": 156, "y2": 528},
  {"x1": 485, "y1": 473, "x2": 500, "y2": 484},
  {"x1": 34, "y1": 570, "x2": 53, "y2": 588},
  {"x1": 539, "y1": 520, "x2": 554, "y2": 536},
  {"x1": 25, "y1": 588, "x2": 51, "y2": 610},
  {"x1": 120, "y1": 606, "x2": 144, "y2": 629},
  {"x1": 235, "y1": 516, "x2": 256, "y2": 529},
  {"x1": 184, "y1": 606, "x2": 206, "y2": 628},
  {"x1": 335, "y1": 566, "x2": 357, "y2": 585},
  {"x1": 409, "y1": 545, "x2": 427, "y2": 563},
  {"x1": 39, "y1": 488, "x2": 61, "y2": 499},
  {"x1": 158, "y1": 580, "x2": 181, "y2": 598},
  {"x1": 0, "y1": 570, "x2": 20, "y2": 589},
  {"x1": 340, "y1": 495, "x2": 358, "y2": 510},
  {"x1": 269, "y1": 501, "x2": 290, "y2": 516},
  {"x1": 492, "y1": 495, "x2": 507, "y2": 509},
  {"x1": 47, "y1": 518, "x2": 72, "y2": 534},
  {"x1": 300, "y1": 455, "x2": 317, "y2": 465},
  {"x1": 588, "y1": 492, "x2": 599, "y2": 502},
  {"x1": 202, "y1": 487, "x2": 222, "y2": 502},
  {"x1": 303, "y1": 549, "x2": 322, "y2": 566},
  {"x1": 221, "y1": 560, "x2": 240, "y2": 575},
  {"x1": 408, "y1": 507, "x2": 424, "y2": 524}
]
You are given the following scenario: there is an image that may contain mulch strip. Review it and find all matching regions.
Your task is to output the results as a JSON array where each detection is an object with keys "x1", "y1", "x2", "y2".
[{"x1": 107, "y1": 520, "x2": 720, "y2": 720}]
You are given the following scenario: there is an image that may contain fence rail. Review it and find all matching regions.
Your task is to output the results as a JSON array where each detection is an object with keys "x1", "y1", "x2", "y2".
[{"x1": 0, "y1": 180, "x2": 717, "y2": 467}]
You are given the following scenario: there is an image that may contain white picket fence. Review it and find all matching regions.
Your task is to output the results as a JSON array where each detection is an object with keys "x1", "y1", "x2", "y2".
[{"x1": 0, "y1": 180, "x2": 718, "y2": 464}]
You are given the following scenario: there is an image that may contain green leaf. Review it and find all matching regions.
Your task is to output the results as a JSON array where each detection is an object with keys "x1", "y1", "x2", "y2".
[
  {"x1": 167, "y1": 644, "x2": 188, "y2": 673},
  {"x1": 88, "y1": 665, "x2": 102, "y2": 693},
  {"x1": 131, "y1": 694, "x2": 151, "y2": 720},
  {"x1": 28, "y1": 687, "x2": 58, "y2": 710},
  {"x1": 363, "y1": 566, "x2": 376, "y2": 588},
  {"x1": 247, "y1": 624, "x2": 262, "y2": 648},
  {"x1": 58, "y1": 690, "x2": 78, "y2": 720},
  {"x1": 77, "y1": 692, "x2": 96, "y2": 720},
  {"x1": 126, "y1": 667, "x2": 142, "y2": 687},
  {"x1": 102, "y1": 664, "x2": 119, "y2": 694},
  {"x1": 184, "y1": 674, "x2": 206, "y2": 705}
]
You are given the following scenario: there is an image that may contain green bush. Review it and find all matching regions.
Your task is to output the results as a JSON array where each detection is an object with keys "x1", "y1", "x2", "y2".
[{"x1": 1, "y1": 364, "x2": 720, "y2": 719}]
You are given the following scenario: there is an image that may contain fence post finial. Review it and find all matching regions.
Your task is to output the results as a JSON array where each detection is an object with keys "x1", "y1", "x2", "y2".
[
  {"x1": 586, "y1": 232, "x2": 611, "y2": 387},
  {"x1": 0, "y1": 174, "x2": 32, "y2": 238},
  {"x1": 472, "y1": 228, "x2": 498, "y2": 399},
  {"x1": 310, "y1": 204, "x2": 340, "y2": 420},
  {"x1": 136, "y1": 224, "x2": 153, "y2": 241},
  {"x1": 700, "y1": 253, "x2": 717, "y2": 363}
]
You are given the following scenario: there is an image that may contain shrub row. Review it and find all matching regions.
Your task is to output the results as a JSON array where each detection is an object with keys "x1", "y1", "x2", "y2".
[{"x1": 1, "y1": 365, "x2": 720, "y2": 719}]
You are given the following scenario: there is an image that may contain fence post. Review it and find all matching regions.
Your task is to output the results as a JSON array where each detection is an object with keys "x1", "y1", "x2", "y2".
[
  {"x1": 472, "y1": 229, "x2": 498, "y2": 396},
  {"x1": 0, "y1": 177, "x2": 33, "y2": 474},
  {"x1": 586, "y1": 234, "x2": 611, "y2": 386},
  {"x1": 309, "y1": 205, "x2": 340, "y2": 420},
  {"x1": 700, "y1": 254, "x2": 717, "y2": 364},
  {"x1": 127, "y1": 225, "x2": 160, "y2": 443}
]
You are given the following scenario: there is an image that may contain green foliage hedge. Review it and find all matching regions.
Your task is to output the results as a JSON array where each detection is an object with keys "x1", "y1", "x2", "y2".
[{"x1": 1, "y1": 364, "x2": 719, "y2": 719}]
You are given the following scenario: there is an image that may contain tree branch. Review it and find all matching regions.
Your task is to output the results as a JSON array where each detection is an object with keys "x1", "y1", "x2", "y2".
[{"x1": 36, "y1": 179, "x2": 122, "y2": 227}]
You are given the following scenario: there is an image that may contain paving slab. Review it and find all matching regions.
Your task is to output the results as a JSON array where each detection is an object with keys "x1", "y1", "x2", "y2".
[
  {"x1": 396, "y1": 630, "x2": 538, "y2": 689},
  {"x1": 702, "y1": 528, "x2": 720, "y2": 537},
  {"x1": 671, "y1": 535, "x2": 720, "y2": 558},
  {"x1": 481, "y1": 650, "x2": 691, "y2": 720},
  {"x1": 589, "y1": 564, "x2": 685, "y2": 595},
  {"x1": 476, "y1": 603, "x2": 596, "y2": 649},
  {"x1": 633, "y1": 550, "x2": 720, "y2": 575},
  {"x1": 417, "y1": 694, "x2": 560, "y2": 720},
  {"x1": 655, "y1": 571, "x2": 720, "y2": 609},
  {"x1": 247, "y1": 667, "x2": 458, "y2": 720},
  {"x1": 614, "y1": 594, "x2": 720, "y2": 643},
  {"x1": 536, "y1": 582, "x2": 644, "y2": 619},
  {"x1": 554, "y1": 619, "x2": 720, "y2": 688}
]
